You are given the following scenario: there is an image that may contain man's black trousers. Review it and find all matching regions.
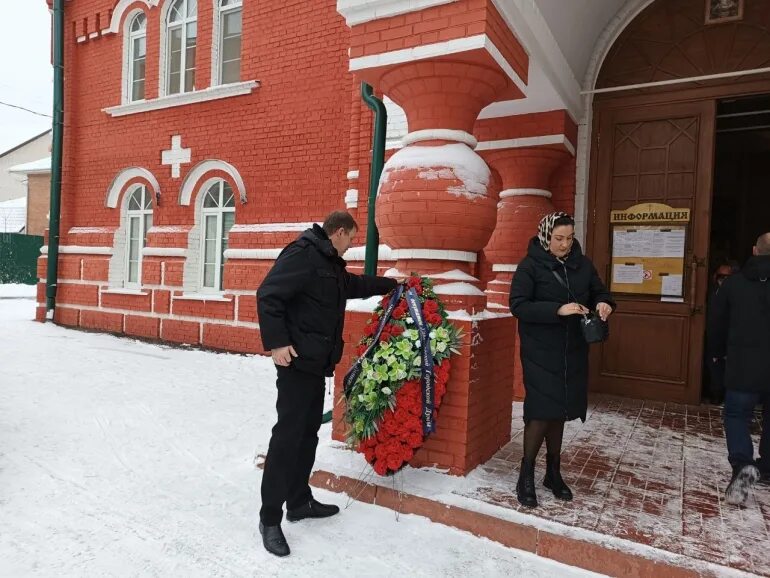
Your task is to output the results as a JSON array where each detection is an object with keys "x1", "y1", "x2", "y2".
[{"x1": 260, "y1": 365, "x2": 325, "y2": 525}]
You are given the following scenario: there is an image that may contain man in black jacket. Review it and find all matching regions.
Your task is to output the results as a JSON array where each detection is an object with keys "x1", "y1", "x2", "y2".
[
  {"x1": 709, "y1": 232, "x2": 770, "y2": 506},
  {"x1": 256, "y1": 211, "x2": 397, "y2": 556}
]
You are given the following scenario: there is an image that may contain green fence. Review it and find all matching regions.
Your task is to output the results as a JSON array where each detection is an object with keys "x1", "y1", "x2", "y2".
[{"x1": 0, "y1": 233, "x2": 44, "y2": 285}]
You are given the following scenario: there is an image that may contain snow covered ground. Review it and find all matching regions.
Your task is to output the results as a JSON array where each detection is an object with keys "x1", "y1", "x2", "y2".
[{"x1": 0, "y1": 290, "x2": 603, "y2": 577}]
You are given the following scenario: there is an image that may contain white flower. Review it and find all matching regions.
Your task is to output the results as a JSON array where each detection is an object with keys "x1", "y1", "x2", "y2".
[{"x1": 381, "y1": 387, "x2": 392, "y2": 395}]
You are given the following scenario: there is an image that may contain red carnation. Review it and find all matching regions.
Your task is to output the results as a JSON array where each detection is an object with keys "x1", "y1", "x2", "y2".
[
  {"x1": 407, "y1": 276, "x2": 422, "y2": 288},
  {"x1": 373, "y1": 459, "x2": 388, "y2": 476},
  {"x1": 386, "y1": 453, "x2": 403, "y2": 472},
  {"x1": 363, "y1": 323, "x2": 376, "y2": 336},
  {"x1": 426, "y1": 312, "x2": 442, "y2": 326},
  {"x1": 423, "y1": 300, "x2": 439, "y2": 314},
  {"x1": 356, "y1": 343, "x2": 368, "y2": 357},
  {"x1": 392, "y1": 303, "x2": 408, "y2": 319},
  {"x1": 389, "y1": 324, "x2": 405, "y2": 336},
  {"x1": 407, "y1": 431, "x2": 423, "y2": 449},
  {"x1": 363, "y1": 447, "x2": 375, "y2": 463}
]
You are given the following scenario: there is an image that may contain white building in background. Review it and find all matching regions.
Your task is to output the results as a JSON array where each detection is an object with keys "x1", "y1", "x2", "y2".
[{"x1": 0, "y1": 130, "x2": 51, "y2": 203}]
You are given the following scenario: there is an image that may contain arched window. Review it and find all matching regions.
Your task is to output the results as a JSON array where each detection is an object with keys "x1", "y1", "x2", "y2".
[
  {"x1": 200, "y1": 180, "x2": 235, "y2": 291},
  {"x1": 125, "y1": 185, "x2": 153, "y2": 286},
  {"x1": 126, "y1": 12, "x2": 147, "y2": 102},
  {"x1": 166, "y1": 0, "x2": 198, "y2": 95},
  {"x1": 217, "y1": 0, "x2": 242, "y2": 84}
]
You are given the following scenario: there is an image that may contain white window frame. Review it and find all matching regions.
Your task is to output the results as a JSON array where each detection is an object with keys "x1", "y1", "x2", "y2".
[
  {"x1": 162, "y1": 0, "x2": 198, "y2": 96},
  {"x1": 122, "y1": 10, "x2": 147, "y2": 104},
  {"x1": 199, "y1": 179, "x2": 235, "y2": 293},
  {"x1": 212, "y1": 0, "x2": 242, "y2": 86},
  {"x1": 124, "y1": 185, "x2": 153, "y2": 288}
]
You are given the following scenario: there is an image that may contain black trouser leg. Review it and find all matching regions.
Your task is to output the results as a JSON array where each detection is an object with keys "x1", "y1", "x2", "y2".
[
  {"x1": 286, "y1": 377, "x2": 325, "y2": 511},
  {"x1": 259, "y1": 367, "x2": 324, "y2": 525}
]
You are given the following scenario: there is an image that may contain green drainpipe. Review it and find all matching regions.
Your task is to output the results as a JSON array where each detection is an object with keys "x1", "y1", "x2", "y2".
[
  {"x1": 360, "y1": 82, "x2": 387, "y2": 276},
  {"x1": 46, "y1": 0, "x2": 65, "y2": 313},
  {"x1": 322, "y1": 83, "x2": 387, "y2": 425}
]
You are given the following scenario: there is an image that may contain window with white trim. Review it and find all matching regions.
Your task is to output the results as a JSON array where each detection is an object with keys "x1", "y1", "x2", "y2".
[
  {"x1": 125, "y1": 186, "x2": 153, "y2": 286},
  {"x1": 200, "y1": 180, "x2": 235, "y2": 291},
  {"x1": 167, "y1": 0, "x2": 198, "y2": 95},
  {"x1": 127, "y1": 13, "x2": 147, "y2": 102},
  {"x1": 217, "y1": 0, "x2": 242, "y2": 84}
]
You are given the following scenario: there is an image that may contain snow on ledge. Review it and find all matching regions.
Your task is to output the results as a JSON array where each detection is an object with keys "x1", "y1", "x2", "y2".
[
  {"x1": 230, "y1": 222, "x2": 313, "y2": 233},
  {"x1": 40, "y1": 245, "x2": 113, "y2": 256},
  {"x1": 223, "y1": 248, "x2": 282, "y2": 260},
  {"x1": 380, "y1": 143, "x2": 490, "y2": 200},
  {"x1": 385, "y1": 269, "x2": 479, "y2": 282},
  {"x1": 174, "y1": 293, "x2": 233, "y2": 303},
  {"x1": 344, "y1": 244, "x2": 394, "y2": 261},
  {"x1": 147, "y1": 225, "x2": 191, "y2": 234},
  {"x1": 446, "y1": 309, "x2": 511, "y2": 321},
  {"x1": 346, "y1": 296, "x2": 381, "y2": 313},
  {"x1": 68, "y1": 227, "x2": 117, "y2": 234},
  {"x1": 142, "y1": 248, "x2": 187, "y2": 258},
  {"x1": 402, "y1": 129, "x2": 478, "y2": 148},
  {"x1": 433, "y1": 282, "x2": 485, "y2": 296},
  {"x1": 100, "y1": 288, "x2": 150, "y2": 296}
]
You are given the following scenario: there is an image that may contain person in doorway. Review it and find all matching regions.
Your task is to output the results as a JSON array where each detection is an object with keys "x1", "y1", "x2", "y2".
[
  {"x1": 704, "y1": 259, "x2": 741, "y2": 404},
  {"x1": 509, "y1": 212, "x2": 615, "y2": 507},
  {"x1": 709, "y1": 232, "x2": 770, "y2": 504},
  {"x1": 256, "y1": 211, "x2": 397, "y2": 556}
]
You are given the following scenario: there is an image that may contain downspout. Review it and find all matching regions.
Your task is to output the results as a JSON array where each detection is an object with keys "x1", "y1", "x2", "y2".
[
  {"x1": 322, "y1": 84, "x2": 387, "y2": 426},
  {"x1": 46, "y1": 0, "x2": 64, "y2": 314},
  {"x1": 360, "y1": 83, "x2": 387, "y2": 276}
]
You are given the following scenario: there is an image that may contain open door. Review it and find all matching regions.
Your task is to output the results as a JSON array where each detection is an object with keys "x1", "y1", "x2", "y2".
[{"x1": 588, "y1": 100, "x2": 715, "y2": 404}]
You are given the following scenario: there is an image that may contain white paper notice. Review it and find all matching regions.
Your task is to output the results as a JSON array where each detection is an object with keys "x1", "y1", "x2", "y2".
[
  {"x1": 613, "y1": 264, "x2": 644, "y2": 284},
  {"x1": 661, "y1": 274, "x2": 683, "y2": 296},
  {"x1": 660, "y1": 229, "x2": 686, "y2": 258}
]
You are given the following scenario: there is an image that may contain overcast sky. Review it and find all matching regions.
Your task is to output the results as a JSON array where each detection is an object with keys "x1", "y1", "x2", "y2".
[{"x1": 0, "y1": 2, "x2": 53, "y2": 155}]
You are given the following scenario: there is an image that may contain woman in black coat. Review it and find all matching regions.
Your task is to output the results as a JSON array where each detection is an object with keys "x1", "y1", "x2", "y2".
[{"x1": 509, "y1": 212, "x2": 614, "y2": 507}]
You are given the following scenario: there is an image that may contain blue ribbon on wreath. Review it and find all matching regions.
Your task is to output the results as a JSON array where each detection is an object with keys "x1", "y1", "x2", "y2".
[
  {"x1": 405, "y1": 286, "x2": 436, "y2": 435},
  {"x1": 344, "y1": 284, "x2": 403, "y2": 397},
  {"x1": 343, "y1": 283, "x2": 436, "y2": 436}
]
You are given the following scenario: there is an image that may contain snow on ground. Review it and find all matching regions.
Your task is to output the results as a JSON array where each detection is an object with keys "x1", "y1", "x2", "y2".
[
  {"x1": 0, "y1": 292, "x2": 603, "y2": 578},
  {"x1": 0, "y1": 283, "x2": 36, "y2": 298}
]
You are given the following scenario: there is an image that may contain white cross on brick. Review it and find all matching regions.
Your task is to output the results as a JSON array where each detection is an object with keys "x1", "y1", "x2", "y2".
[{"x1": 161, "y1": 135, "x2": 191, "y2": 179}]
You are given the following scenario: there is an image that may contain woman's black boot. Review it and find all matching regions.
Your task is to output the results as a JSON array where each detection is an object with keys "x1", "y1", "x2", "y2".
[
  {"x1": 543, "y1": 453, "x2": 573, "y2": 501},
  {"x1": 516, "y1": 458, "x2": 538, "y2": 507}
]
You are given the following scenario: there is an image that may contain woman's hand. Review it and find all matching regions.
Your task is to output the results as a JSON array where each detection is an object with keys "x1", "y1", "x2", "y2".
[
  {"x1": 558, "y1": 302, "x2": 590, "y2": 316},
  {"x1": 596, "y1": 302, "x2": 613, "y2": 321}
]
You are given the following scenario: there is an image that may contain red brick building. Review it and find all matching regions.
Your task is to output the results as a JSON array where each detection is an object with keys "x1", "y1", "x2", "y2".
[{"x1": 41, "y1": 0, "x2": 770, "y2": 474}]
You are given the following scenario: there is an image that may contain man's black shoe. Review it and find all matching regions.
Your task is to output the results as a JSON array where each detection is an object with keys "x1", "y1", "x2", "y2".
[
  {"x1": 259, "y1": 522, "x2": 290, "y2": 557},
  {"x1": 286, "y1": 499, "x2": 340, "y2": 522}
]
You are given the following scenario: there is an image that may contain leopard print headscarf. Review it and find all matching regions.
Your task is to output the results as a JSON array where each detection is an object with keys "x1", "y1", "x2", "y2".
[{"x1": 537, "y1": 211, "x2": 571, "y2": 252}]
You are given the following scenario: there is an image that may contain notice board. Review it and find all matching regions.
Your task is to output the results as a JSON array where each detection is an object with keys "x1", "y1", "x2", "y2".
[{"x1": 609, "y1": 203, "x2": 690, "y2": 297}]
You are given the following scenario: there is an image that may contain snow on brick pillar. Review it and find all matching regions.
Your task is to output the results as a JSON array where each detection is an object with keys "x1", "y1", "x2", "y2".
[
  {"x1": 480, "y1": 147, "x2": 569, "y2": 400},
  {"x1": 333, "y1": 0, "x2": 529, "y2": 473},
  {"x1": 481, "y1": 147, "x2": 569, "y2": 309}
]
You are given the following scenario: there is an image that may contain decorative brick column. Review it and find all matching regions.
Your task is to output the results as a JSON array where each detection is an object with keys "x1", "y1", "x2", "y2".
[
  {"x1": 333, "y1": 0, "x2": 529, "y2": 474},
  {"x1": 480, "y1": 146, "x2": 570, "y2": 399}
]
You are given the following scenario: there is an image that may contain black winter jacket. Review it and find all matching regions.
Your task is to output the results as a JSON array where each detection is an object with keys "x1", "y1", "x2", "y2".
[
  {"x1": 257, "y1": 224, "x2": 397, "y2": 377},
  {"x1": 509, "y1": 238, "x2": 614, "y2": 422},
  {"x1": 708, "y1": 255, "x2": 770, "y2": 394}
]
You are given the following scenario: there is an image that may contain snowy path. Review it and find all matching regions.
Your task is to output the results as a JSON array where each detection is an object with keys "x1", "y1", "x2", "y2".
[{"x1": 0, "y1": 291, "x2": 601, "y2": 577}]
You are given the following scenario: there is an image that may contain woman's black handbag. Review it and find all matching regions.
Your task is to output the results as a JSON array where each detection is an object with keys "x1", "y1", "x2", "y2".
[
  {"x1": 552, "y1": 270, "x2": 609, "y2": 344},
  {"x1": 579, "y1": 312, "x2": 609, "y2": 344}
]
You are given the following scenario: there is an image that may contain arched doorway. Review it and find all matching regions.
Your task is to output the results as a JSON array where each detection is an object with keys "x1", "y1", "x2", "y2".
[{"x1": 586, "y1": 0, "x2": 770, "y2": 403}]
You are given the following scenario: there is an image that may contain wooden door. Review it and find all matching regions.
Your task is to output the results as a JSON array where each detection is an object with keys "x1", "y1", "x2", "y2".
[{"x1": 588, "y1": 101, "x2": 715, "y2": 404}]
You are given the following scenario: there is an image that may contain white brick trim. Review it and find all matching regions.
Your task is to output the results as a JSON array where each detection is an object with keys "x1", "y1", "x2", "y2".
[
  {"x1": 105, "y1": 0, "x2": 160, "y2": 35},
  {"x1": 349, "y1": 35, "x2": 526, "y2": 94},
  {"x1": 391, "y1": 248, "x2": 477, "y2": 262},
  {"x1": 336, "y1": 0, "x2": 458, "y2": 27},
  {"x1": 103, "y1": 81, "x2": 259, "y2": 117},
  {"x1": 402, "y1": 129, "x2": 477, "y2": 148},
  {"x1": 476, "y1": 134, "x2": 575, "y2": 156},
  {"x1": 230, "y1": 222, "x2": 313, "y2": 233},
  {"x1": 492, "y1": 264, "x2": 518, "y2": 272},
  {"x1": 222, "y1": 248, "x2": 282, "y2": 260},
  {"x1": 499, "y1": 188, "x2": 552, "y2": 199},
  {"x1": 106, "y1": 167, "x2": 161, "y2": 208},
  {"x1": 179, "y1": 160, "x2": 247, "y2": 206},
  {"x1": 41, "y1": 245, "x2": 113, "y2": 255}
]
